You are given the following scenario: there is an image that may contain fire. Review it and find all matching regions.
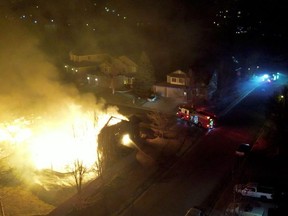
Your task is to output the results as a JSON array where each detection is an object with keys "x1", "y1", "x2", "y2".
[{"x1": 0, "y1": 102, "x2": 127, "y2": 175}]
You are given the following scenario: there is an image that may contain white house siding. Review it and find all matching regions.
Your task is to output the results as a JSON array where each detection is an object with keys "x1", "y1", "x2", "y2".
[
  {"x1": 154, "y1": 86, "x2": 166, "y2": 97},
  {"x1": 167, "y1": 76, "x2": 188, "y2": 86},
  {"x1": 166, "y1": 87, "x2": 186, "y2": 99},
  {"x1": 154, "y1": 85, "x2": 186, "y2": 101}
]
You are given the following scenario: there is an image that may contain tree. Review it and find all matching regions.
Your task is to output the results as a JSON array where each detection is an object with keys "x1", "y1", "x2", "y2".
[
  {"x1": 93, "y1": 150, "x2": 104, "y2": 177},
  {"x1": 266, "y1": 85, "x2": 288, "y2": 155},
  {"x1": 133, "y1": 52, "x2": 156, "y2": 96},
  {"x1": 72, "y1": 159, "x2": 87, "y2": 194},
  {"x1": 207, "y1": 70, "x2": 218, "y2": 101},
  {"x1": 146, "y1": 111, "x2": 170, "y2": 138},
  {"x1": 100, "y1": 57, "x2": 128, "y2": 94}
]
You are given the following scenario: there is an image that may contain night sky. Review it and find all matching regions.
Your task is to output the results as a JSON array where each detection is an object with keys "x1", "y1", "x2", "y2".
[{"x1": 1, "y1": 0, "x2": 288, "y2": 78}]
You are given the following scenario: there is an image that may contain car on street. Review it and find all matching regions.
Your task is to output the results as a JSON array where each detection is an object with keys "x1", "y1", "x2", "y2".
[
  {"x1": 235, "y1": 143, "x2": 252, "y2": 157},
  {"x1": 234, "y1": 182, "x2": 274, "y2": 200},
  {"x1": 147, "y1": 94, "x2": 157, "y2": 102},
  {"x1": 185, "y1": 207, "x2": 206, "y2": 216},
  {"x1": 225, "y1": 201, "x2": 265, "y2": 216}
]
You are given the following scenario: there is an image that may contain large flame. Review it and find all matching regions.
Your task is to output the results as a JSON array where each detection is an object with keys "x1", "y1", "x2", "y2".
[{"x1": 0, "y1": 102, "x2": 127, "y2": 174}]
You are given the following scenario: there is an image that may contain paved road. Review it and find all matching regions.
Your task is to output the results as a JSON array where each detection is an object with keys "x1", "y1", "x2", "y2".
[{"x1": 48, "y1": 79, "x2": 263, "y2": 216}]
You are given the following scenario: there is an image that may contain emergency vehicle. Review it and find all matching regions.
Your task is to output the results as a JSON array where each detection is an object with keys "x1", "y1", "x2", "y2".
[{"x1": 176, "y1": 105, "x2": 216, "y2": 129}]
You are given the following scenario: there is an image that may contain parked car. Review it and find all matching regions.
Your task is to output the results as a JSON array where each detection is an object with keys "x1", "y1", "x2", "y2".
[
  {"x1": 234, "y1": 182, "x2": 274, "y2": 200},
  {"x1": 225, "y1": 201, "x2": 265, "y2": 216},
  {"x1": 235, "y1": 143, "x2": 252, "y2": 157},
  {"x1": 147, "y1": 94, "x2": 157, "y2": 102},
  {"x1": 185, "y1": 207, "x2": 205, "y2": 216}
]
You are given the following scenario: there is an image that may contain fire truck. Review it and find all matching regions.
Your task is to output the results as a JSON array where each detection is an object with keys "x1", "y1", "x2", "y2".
[{"x1": 176, "y1": 105, "x2": 216, "y2": 129}]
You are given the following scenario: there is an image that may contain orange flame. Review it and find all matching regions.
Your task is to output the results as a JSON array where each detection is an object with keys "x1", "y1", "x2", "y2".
[{"x1": 0, "y1": 102, "x2": 127, "y2": 174}]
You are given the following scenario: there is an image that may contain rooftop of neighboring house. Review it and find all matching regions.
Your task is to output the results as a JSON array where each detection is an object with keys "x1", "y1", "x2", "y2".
[
  {"x1": 68, "y1": 52, "x2": 137, "y2": 70},
  {"x1": 167, "y1": 70, "x2": 189, "y2": 78}
]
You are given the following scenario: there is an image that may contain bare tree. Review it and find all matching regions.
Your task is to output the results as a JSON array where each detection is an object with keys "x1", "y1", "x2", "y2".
[
  {"x1": 72, "y1": 159, "x2": 87, "y2": 194},
  {"x1": 93, "y1": 150, "x2": 104, "y2": 177},
  {"x1": 146, "y1": 111, "x2": 171, "y2": 138},
  {"x1": 100, "y1": 57, "x2": 128, "y2": 94}
]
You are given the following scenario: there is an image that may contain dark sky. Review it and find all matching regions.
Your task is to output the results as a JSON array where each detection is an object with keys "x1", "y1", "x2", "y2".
[{"x1": 2, "y1": 0, "x2": 288, "y2": 77}]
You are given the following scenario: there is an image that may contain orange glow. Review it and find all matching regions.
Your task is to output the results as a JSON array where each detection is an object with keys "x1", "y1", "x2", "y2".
[
  {"x1": 121, "y1": 134, "x2": 133, "y2": 147},
  {"x1": 0, "y1": 102, "x2": 127, "y2": 174}
]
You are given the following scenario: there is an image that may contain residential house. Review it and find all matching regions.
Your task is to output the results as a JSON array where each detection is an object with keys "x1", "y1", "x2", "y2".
[
  {"x1": 153, "y1": 70, "x2": 208, "y2": 103},
  {"x1": 65, "y1": 52, "x2": 137, "y2": 89}
]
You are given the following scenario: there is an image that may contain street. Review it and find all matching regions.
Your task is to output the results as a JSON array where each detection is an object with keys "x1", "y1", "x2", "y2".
[{"x1": 49, "y1": 79, "x2": 286, "y2": 216}]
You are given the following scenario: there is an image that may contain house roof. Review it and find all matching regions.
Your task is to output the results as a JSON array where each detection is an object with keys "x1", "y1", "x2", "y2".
[
  {"x1": 68, "y1": 53, "x2": 137, "y2": 72},
  {"x1": 167, "y1": 70, "x2": 188, "y2": 78},
  {"x1": 153, "y1": 81, "x2": 187, "y2": 89},
  {"x1": 119, "y1": 56, "x2": 137, "y2": 68}
]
